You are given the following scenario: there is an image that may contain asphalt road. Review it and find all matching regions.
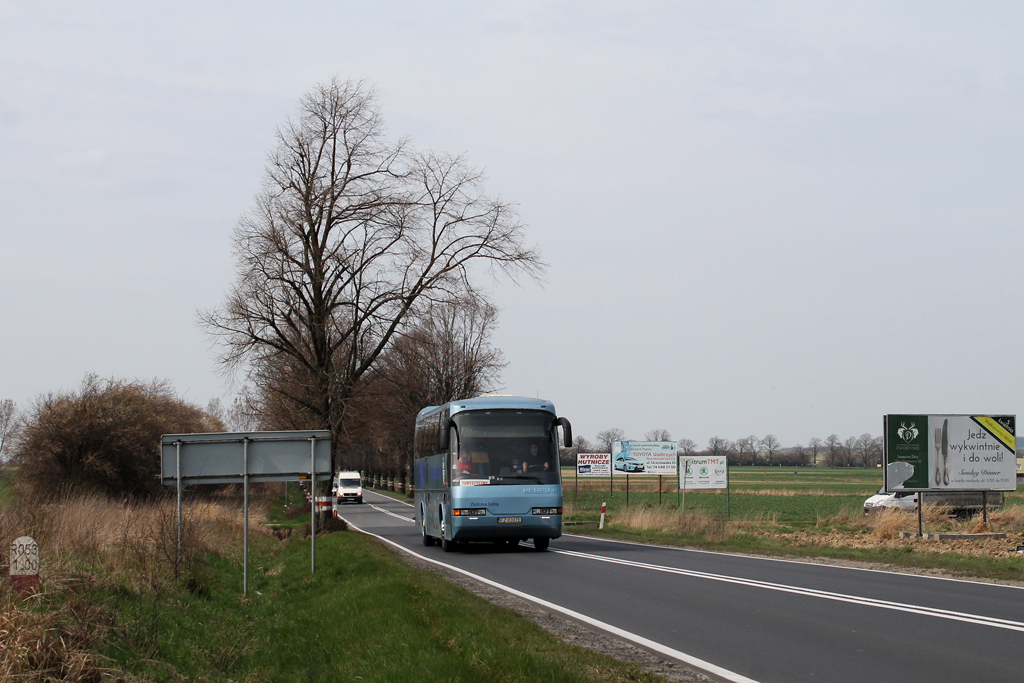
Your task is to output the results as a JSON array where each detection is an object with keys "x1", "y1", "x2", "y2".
[{"x1": 338, "y1": 491, "x2": 1024, "y2": 683}]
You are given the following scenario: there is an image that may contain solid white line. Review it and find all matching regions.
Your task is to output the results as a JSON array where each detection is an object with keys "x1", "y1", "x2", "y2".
[
  {"x1": 367, "y1": 503, "x2": 415, "y2": 523},
  {"x1": 364, "y1": 489, "x2": 415, "y2": 507},
  {"x1": 551, "y1": 547, "x2": 1024, "y2": 632},
  {"x1": 340, "y1": 517, "x2": 761, "y2": 683},
  {"x1": 564, "y1": 531, "x2": 1024, "y2": 591}
]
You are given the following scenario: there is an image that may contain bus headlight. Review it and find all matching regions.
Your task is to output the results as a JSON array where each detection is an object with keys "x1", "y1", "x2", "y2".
[
  {"x1": 532, "y1": 507, "x2": 562, "y2": 515},
  {"x1": 454, "y1": 508, "x2": 488, "y2": 516}
]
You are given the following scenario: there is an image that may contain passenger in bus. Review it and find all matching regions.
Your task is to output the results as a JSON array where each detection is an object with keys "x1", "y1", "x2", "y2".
[{"x1": 456, "y1": 450, "x2": 474, "y2": 476}]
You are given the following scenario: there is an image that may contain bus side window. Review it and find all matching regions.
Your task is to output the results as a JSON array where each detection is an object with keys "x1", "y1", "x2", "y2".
[{"x1": 449, "y1": 427, "x2": 459, "y2": 478}]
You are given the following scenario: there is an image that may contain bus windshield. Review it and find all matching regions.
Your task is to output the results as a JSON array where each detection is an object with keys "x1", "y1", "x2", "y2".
[{"x1": 451, "y1": 410, "x2": 560, "y2": 486}]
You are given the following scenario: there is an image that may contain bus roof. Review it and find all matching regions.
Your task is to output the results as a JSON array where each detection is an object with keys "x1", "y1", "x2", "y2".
[{"x1": 416, "y1": 396, "x2": 556, "y2": 419}]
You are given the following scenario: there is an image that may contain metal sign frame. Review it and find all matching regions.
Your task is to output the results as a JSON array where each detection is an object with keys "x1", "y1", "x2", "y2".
[{"x1": 160, "y1": 431, "x2": 332, "y2": 595}]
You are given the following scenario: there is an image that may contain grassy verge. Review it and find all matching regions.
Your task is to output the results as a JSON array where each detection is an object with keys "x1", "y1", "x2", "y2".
[
  {"x1": 109, "y1": 530, "x2": 668, "y2": 682},
  {"x1": 2, "y1": 493, "x2": 668, "y2": 682}
]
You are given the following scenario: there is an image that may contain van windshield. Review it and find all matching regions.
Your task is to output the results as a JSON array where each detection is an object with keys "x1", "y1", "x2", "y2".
[
  {"x1": 451, "y1": 410, "x2": 560, "y2": 486},
  {"x1": 339, "y1": 479, "x2": 360, "y2": 488}
]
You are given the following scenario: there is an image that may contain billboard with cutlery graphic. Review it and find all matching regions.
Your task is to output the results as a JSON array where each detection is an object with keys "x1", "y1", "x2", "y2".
[
  {"x1": 884, "y1": 415, "x2": 1016, "y2": 492},
  {"x1": 678, "y1": 456, "x2": 728, "y2": 489}
]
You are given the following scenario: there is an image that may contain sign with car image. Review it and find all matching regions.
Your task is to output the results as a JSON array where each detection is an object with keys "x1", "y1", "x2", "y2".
[
  {"x1": 678, "y1": 456, "x2": 728, "y2": 489},
  {"x1": 884, "y1": 414, "x2": 1016, "y2": 492},
  {"x1": 612, "y1": 441, "x2": 677, "y2": 474}
]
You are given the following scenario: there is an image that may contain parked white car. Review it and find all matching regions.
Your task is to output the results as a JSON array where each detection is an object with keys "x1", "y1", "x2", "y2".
[
  {"x1": 614, "y1": 455, "x2": 645, "y2": 473},
  {"x1": 863, "y1": 488, "x2": 917, "y2": 515}
]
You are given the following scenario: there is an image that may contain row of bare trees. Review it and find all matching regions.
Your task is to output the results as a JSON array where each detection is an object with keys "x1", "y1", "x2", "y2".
[{"x1": 574, "y1": 429, "x2": 884, "y2": 468}]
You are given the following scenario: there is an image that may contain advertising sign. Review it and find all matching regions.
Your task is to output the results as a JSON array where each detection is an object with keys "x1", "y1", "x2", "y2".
[
  {"x1": 577, "y1": 452, "x2": 611, "y2": 477},
  {"x1": 884, "y1": 415, "x2": 1016, "y2": 492},
  {"x1": 679, "y1": 456, "x2": 728, "y2": 489},
  {"x1": 612, "y1": 441, "x2": 678, "y2": 474}
]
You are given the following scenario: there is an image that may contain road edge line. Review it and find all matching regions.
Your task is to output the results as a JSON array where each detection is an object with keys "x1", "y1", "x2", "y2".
[{"x1": 340, "y1": 516, "x2": 761, "y2": 683}]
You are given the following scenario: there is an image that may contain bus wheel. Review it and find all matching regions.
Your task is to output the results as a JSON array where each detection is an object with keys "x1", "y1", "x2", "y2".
[
  {"x1": 533, "y1": 537, "x2": 549, "y2": 551},
  {"x1": 442, "y1": 536, "x2": 458, "y2": 553}
]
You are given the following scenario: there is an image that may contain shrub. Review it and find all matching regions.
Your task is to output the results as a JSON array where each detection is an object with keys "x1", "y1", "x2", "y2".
[{"x1": 12, "y1": 375, "x2": 222, "y2": 498}]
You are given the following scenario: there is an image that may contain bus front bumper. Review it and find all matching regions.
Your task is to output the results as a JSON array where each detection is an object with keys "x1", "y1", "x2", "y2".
[{"x1": 451, "y1": 515, "x2": 561, "y2": 542}]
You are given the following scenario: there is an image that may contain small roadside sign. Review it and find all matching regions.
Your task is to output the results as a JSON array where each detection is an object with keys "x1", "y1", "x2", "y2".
[{"x1": 10, "y1": 536, "x2": 39, "y2": 593}]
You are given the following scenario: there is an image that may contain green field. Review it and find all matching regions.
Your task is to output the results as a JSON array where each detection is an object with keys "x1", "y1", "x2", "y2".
[{"x1": 562, "y1": 466, "x2": 1024, "y2": 521}]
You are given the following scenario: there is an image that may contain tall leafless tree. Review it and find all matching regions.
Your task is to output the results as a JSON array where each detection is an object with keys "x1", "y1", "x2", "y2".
[
  {"x1": 573, "y1": 436, "x2": 594, "y2": 453},
  {"x1": 645, "y1": 428, "x2": 672, "y2": 442},
  {"x1": 760, "y1": 434, "x2": 781, "y2": 467},
  {"x1": 354, "y1": 294, "x2": 506, "y2": 474},
  {"x1": 677, "y1": 438, "x2": 697, "y2": 454},
  {"x1": 708, "y1": 436, "x2": 735, "y2": 463},
  {"x1": 201, "y1": 79, "x2": 542, "y2": 465},
  {"x1": 735, "y1": 435, "x2": 757, "y2": 466},
  {"x1": 854, "y1": 433, "x2": 873, "y2": 468},
  {"x1": 807, "y1": 437, "x2": 823, "y2": 466},
  {"x1": 824, "y1": 434, "x2": 842, "y2": 467},
  {"x1": 596, "y1": 428, "x2": 625, "y2": 453}
]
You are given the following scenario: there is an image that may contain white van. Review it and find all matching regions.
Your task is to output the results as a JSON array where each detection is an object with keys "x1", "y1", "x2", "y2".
[{"x1": 333, "y1": 471, "x2": 363, "y2": 506}]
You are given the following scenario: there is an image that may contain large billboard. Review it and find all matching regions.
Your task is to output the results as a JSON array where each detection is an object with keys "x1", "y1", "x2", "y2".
[
  {"x1": 884, "y1": 415, "x2": 1016, "y2": 492},
  {"x1": 576, "y1": 452, "x2": 612, "y2": 477},
  {"x1": 612, "y1": 441, "x2": 677, "y2": 474},
  {"x1": 679, "y1": 456, "x2": 728, "y2": 489}
]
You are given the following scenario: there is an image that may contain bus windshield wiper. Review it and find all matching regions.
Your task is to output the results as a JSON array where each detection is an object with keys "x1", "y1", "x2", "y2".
[{"x1": 500, "y1": 475, "x2": 544, "y2": 483}]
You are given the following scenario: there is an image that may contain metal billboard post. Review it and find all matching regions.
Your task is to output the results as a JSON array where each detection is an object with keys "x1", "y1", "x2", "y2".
[
  {"x1": 310, "y1": 435, "x2": 316, "y2": 575},
  {"x1": 243, "y1": 438, "x2": 249, "y2": 596},
  {"x1": 160, "y1": 430, "x2": 331, "y2": 594},
  {"x1": 175, "y1": 440, "x2": 182, "y2": 561}
]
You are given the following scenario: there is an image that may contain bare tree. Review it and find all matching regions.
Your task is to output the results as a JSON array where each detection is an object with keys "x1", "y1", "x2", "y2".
[
  {"x1": 708, "y1": 436, "x2": 735, "y2": 463},
  {"x1": 200, "y1": 78, "x2": 542, "y2": 466},
  {"x1": 573, "y1": 436, "x2": 594, "y2": 452},
  {"x1": 0, "y1": 399, "x2": 17, "y2": 463},
  {"x1": 842, "y1": 436, "x2": 857, "y2": 467},
  {"x1": 824, "y1": 434, "x2": 842, "y2": 468},
  {"x1": 807, "y1": 437, "x2": 823, "y2": 466},
  {"x1": 596, "y1": 428, "x2": 625, "y2": 453},
  {"x1": 677, "y1": 438, "x2": 697, "y2": 454},
  {"x1": 645, "y1": 428, "x2": 672, "y2": 442},
  {"x1": 355, "y1": 295, "x2": 506, "y2": 474},
  {"x1": 760, "y1": 434, "x2": 781, "y2": 467},
  {"x1": 788, "y1": 444, "x2": 810, "y2": 467},
  {"x1": 855, "y1": 433, "x2": 875, "y2": 469},
  {"x1": 735, "y1": 436, "x2": 757, "y2": 466}
]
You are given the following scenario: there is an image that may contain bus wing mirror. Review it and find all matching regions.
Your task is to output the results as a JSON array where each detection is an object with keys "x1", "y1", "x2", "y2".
[
  {"x1": 439, "y1": 419, "x2": 451, "y2": 450},
  {"x1": 556, "y1": 417, "x2": 572, "y2": 448}
]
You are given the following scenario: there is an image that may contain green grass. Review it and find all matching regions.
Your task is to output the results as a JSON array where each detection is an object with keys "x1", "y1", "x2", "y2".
[{"x1": 102, "y1": 527, "x2": 667, "y2": 683}]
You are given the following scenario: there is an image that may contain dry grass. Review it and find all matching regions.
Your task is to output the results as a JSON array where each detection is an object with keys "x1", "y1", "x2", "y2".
[
  {"x1": 0, "y1": 493, "x2": 261, "y2": 681},
  {"x1": 612, "y1": 506, "x2": 735, "y2": 542}
]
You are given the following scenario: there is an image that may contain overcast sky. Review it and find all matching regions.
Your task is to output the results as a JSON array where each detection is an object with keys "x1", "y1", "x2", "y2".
[{"x1": 2, "y1": 2, "x2": 1023, "y2": 448}]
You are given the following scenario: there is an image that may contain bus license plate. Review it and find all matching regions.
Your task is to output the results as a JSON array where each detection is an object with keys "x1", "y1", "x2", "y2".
[{"x1": 497, "y1": 517, "x2": 522, "y2": 524}]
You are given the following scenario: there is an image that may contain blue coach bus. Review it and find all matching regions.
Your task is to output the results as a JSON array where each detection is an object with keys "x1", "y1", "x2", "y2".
[{"x1": 414, "y1": 396, "x2": 572, "y2": 552}]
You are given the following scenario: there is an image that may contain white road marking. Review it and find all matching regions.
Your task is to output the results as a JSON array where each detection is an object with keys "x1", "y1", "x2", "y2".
[
  {"x1": 341, "y1": 517, "x2": 761, "y2": 683},
  {"x1": 551, "y1": 547, "x2": 1024, "y2": 633},
  {"x1": 364, "y1": 490, "x2": 414, "y2": 507},
  {"x1": 368, "y1": 503, "x2": 415, "y2": 523},
  {"x1": 565, "y1": 531, "x2": 1024, "y2": 591}
]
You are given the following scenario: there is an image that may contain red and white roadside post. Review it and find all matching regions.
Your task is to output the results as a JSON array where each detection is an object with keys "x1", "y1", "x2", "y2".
[
  {"x1": 599, "y1": 502, "x2": 607, "y2": 530},
  {"x1": 10, "y1": 536, "x2": 39, "y2": 594}
]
